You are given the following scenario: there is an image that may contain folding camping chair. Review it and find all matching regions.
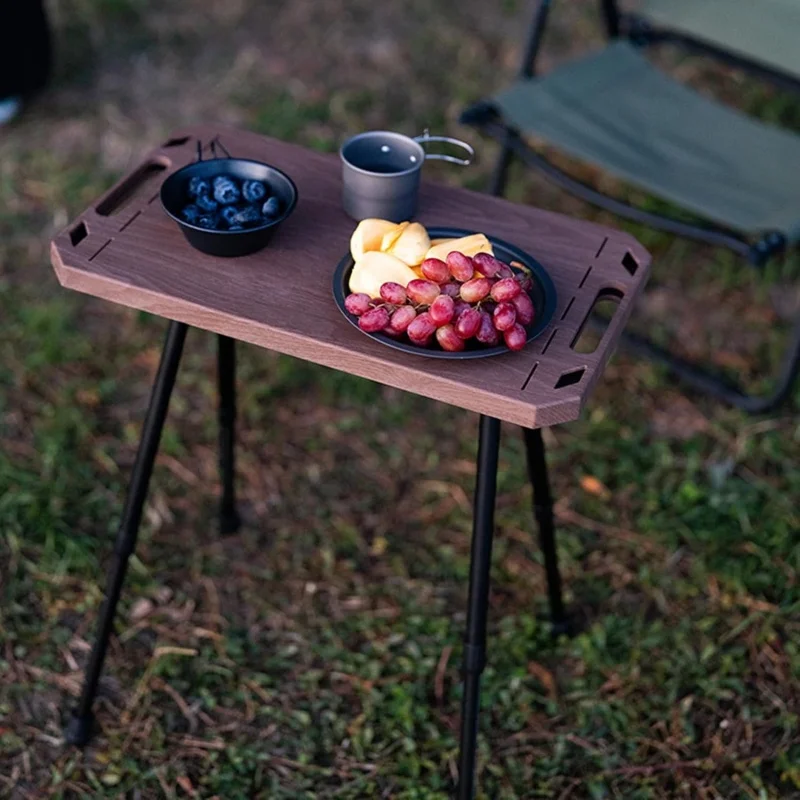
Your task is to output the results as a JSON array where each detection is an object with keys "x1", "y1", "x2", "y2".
[
  {"x1": 462, "y1": 0, "x2": 800, "y2": 416},
  {"x1": 461, "y1": 0, "x2": 800, "y2": 631}
]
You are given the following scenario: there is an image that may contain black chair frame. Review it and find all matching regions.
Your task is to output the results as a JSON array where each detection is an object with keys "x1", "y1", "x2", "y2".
[{"x1": 463, "y1": 0, "x2": 800, "y2": 413}]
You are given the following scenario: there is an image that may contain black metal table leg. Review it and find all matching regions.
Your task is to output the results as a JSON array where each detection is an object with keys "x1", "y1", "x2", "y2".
[
  {"x1": 523, "y1": 426, "x2": 568, "y2": 635},
  {"x1": 65, "y1": 321, "x2": 188, "y2": 747},
  {"x1": 217, "y1": 334, "x2": 241, "y2": 535},
  {"x1": 457, "y1": 415, "x2": 501, "y2": 800}
]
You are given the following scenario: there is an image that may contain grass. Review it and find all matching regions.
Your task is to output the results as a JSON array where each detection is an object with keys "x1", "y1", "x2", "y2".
[{"x1": 1, "y1": 1, "x2": 799, "y2": 797}]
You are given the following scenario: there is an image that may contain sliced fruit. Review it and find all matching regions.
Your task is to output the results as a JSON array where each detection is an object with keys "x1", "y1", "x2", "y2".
[
  {"x1": 430, "y1": 237, "x2": 455, "y2": 247},
  {"x1": 387, "y1": 222, "x2": 431, "y2": 266},
  {"x1": 380, "y1": 221, "x2": 410, "y2": 252},
  {"x1": 348, "y1": 250, "x2": 420, "y2": 299},
  {"x1": 350, "y1": 218, "x2": 400, "y2": 261},
  {"x1": 425, "y1": 233, "x2": 493, "y2": 263}
]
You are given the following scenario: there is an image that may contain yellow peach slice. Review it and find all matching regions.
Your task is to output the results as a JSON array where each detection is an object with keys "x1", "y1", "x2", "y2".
[
  {"x1": 350, "y1": 219, "x2": 400, "y2": 262},
  {"x1": 348, "y1": 250, "x2": 420, "y2": 299},
  {"x1": 425, "y1": 233, "x2": 493, "y2": 263},
  {"x1": 380, "y1": 221, "x2": 410, "y2": 252},
  {"x1": 387, "y1": 222, "x2": 431, "y2": 266}
]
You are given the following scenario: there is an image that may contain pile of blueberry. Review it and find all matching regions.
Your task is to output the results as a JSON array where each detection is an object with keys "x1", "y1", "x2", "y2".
[{"x1": 181, "y1": 175, "x2": 282, "y2": 231}]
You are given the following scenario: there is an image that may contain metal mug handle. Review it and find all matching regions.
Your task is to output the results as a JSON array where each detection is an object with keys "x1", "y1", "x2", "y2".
[{"x1": 413, "y1": 129, "x2": 474, "y2": 166}]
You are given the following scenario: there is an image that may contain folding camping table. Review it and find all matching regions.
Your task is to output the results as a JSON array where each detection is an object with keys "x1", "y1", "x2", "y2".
[{"x1": 50, "y1": 124, "x2": 651, "y2": 798}]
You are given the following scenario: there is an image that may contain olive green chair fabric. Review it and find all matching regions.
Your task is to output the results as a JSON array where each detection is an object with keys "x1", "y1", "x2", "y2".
[
  {"x1": 491, "y1": 42, "x2": 800, "y2": 242},
  {"x1": 637, "y1": 0, "x2": 800, "y2": 80}
]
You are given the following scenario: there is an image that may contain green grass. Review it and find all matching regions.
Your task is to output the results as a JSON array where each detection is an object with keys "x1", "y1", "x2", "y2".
[{"x1": 1, "y1": 1, "x2": 799, "y2": 797}]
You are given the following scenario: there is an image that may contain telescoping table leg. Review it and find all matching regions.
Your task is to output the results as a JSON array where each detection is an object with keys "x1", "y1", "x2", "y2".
[
  {"x1": 217, "y1": 334, "x2": 241, "y2": 535},
  {"x1": 65, "y1": 321, "x2": 188, "y2": 747},
  {"x1": 457, "y1": 414, "x2": 501, "y2": 800},
  {"x1": 523, "y1": 427, "x2": 568, "y2": 635}
]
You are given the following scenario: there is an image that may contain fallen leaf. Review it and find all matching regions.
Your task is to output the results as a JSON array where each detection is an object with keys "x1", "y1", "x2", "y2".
[
  {"x1": 580, "y1": 475, "x2": 610, "y2": 499},
  {"x1": 75, "y1": 388, "x2": 100, "y2": 407},
  {"x1": 527, "y1": 661, "x2": 557, "y2": 700},
  {"x1": 370, "y1": 536, "x2": 388, "y2": 556},
  {"x1": 129, "y1": 597, "x2": 154, "y2": 622}
]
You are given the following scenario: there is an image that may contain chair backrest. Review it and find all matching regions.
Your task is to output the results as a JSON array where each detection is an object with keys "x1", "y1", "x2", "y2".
[{"x1": 521, "y1": 0, "x2": 800, "y2": 92}]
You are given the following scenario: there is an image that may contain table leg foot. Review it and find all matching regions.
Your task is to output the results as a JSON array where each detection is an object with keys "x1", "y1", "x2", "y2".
[
  {"x1": 218, "y1": 334, "x2": 239, "y2": 536},
  {"x1": 219, "y1": 506, "x2": 242, "y2": 535},
  {"x1": 457, "y1": 415, "x2": 501, "y2": 800},
  {"x1": 64, "y1": 711, "x2": 95, "y2": 747},
  {"x1": 523, "y1": 427, "x2": 568, "y2": 632},
  {"x1": 65, "y1": 321, "x2": 187, "y2": 743}
]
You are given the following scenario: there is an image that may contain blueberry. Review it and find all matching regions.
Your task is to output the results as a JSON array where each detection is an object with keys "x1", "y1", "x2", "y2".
[
  {"x1": 228, "y1": 224, "x2": 244, "y2": 231},
  {"x1": 196, "y1": 214, "x2": 219, "y2": 230},
  {"x1": 242, "y1": 180, "x2": 267, "y2": 203},
  {"x1": 231, "y1": 205, "x2": 262, "y2": 227},
  {"x1": 188, "y1": 176, "x2": 210, "y2": 197},
  {"x1": 261, "y1": 196, "x2": 281, "y2": 218},
  {"x1": 220, "y1": 205, "x2": 239, "y2": 227},
  {"x1": 196, "y1": 193, "x2": 219, "y2": 213},
  {"x1": 213, "y1": 175, "x2": 241, "y2": 205},
  {"x1": 181, "y1": 204, "x2": 201, "y2": 224}
]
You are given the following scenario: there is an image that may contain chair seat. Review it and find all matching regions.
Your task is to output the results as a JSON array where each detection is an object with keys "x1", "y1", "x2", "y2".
[
  {"x1": 490, "y1": 43, "x2": 800, "y2": 241},
  {"x1": 636, "y1": 0, "x2": 800, "y2": 82}
]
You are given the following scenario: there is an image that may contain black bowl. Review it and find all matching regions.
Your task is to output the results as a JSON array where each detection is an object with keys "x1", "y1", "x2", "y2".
[{"x1": 160, "y1": 157, "x2": 298, "y2": 257}]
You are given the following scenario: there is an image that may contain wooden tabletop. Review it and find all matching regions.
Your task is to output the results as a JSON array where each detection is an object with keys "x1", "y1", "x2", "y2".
[{"x1": 50, "y1": 124, "x2": 651, "y2": 429}]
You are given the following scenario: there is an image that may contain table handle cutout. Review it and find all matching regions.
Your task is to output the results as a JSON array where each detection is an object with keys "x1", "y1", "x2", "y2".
[
  {"x1": 96, "y1": 158, "x2": 170, "y2": 217},
  {"x1": 570, "y1": 287, "x2": 623, "y2": 354},
  {"x1": 69, "y1": 221, "x2": 88, "y2": 247},
  {"x1": 622, "y1": 251, "x2": 639, "y2": 276},
  {"x1": 555, "y1": 367, "x2": 586, "y2": 389}
]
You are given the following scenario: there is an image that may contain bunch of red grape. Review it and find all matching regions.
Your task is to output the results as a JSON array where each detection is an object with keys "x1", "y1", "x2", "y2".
[{"x1": 344, "y1": 251, "x2": 535, "y2": 352}]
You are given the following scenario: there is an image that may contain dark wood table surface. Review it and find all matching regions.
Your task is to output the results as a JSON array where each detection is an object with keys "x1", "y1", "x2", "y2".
[{"x1": 51, "y1": 124, "x2": 651, "y2": 429}]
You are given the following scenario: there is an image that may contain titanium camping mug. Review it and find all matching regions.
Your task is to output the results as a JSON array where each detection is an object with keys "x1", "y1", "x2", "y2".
[{"x1": 340, "y1": 129, "x2": 474, "y2": 222}]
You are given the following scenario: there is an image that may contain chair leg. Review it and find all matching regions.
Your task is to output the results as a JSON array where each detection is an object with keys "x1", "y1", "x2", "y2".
[
  {"x1": 217, "y1": 334, "x2": 241, "y2": 535},
  {"x1": 523, "y1": 427, "x2": 568, "y2": 635},
  {"x1": 457, "y1": 415, "x2": 501, "y2": 800},
  {"x1": 617, "y1": 312, "x2": 800, "y2": 415},
  {"x1": 489, "y1": 133, "x2": 515, "y2": 197},
  {"x1": 65, "y1": 321, "x2": 188, "y2": 747}
]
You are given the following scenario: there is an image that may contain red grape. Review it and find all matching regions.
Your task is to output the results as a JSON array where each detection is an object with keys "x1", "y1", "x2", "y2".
[
  {"x1": 380, "y1": 281, "x2": 407, "y2": 305},
  {"x1": 504, "y1": 323, "x2": 527, "y2": 351},
  {"x1": 515, "y1": 273, "x2": 533, "y2": 292},
  {"x1": 453, "y1": 299, "x2": 471, "y2": 318},
  {"x1": 389, "y1": 304, "x2": 417, "y2": 333},
  {"x1": 446, "y1": 251, "x2": 474, "y2": 282},
  {"x1": 359, "y1": 306, "x2": 390, "y2": 333},
  {"x1": 406, "y1": 279, "x2": 441, "y2": 306},
  {"x1": 436, "y1": 324, "x2": 465, "y2": 352},
  {"x1": 493, "y1": 302, "x2": 517, "y2": 331},
  {"x1": 429, "y1": 294, "x2": 455, "y2": 326},
  {"x1": 460, "y1": 277, "x2": 491, "y2": 303},
  {"x1": 407, "y1": 312, "x2": 436, "y2": 345},
  {"x1": 455, "y1": 307, "x2": 481, "y2": 339},
  {"x1": 421, "y1": 257, "x2": 450, "y2": 284},
  {"x1": 490, "y1": 277, "x2": 522, "y2": 302},
  {"x1": 476, "y1": 311, "x2": 500, "y2": 345},
  {"x1": 512, "y1": 292, "x2": 535, "y2": 326},
  {"x1": 441, "y1": 282, "x2": 460, "y2": 298},
  {"x1": 472, "y1": 252, "x2": 505, "y2": 278},
  {"x1": 344, "y1": 292, "x2": 372, "y2": 316},
  {"x1": 497, "y1": 262, "x2": 514, "y2": 279}
]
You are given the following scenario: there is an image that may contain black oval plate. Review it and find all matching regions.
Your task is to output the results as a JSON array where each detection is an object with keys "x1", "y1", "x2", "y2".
[{"x1": 332, "y1": 227, "x2": 558, "y2": 359}]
